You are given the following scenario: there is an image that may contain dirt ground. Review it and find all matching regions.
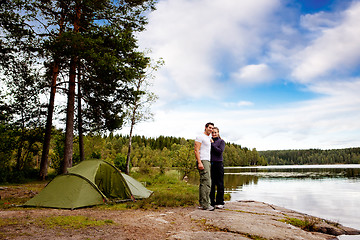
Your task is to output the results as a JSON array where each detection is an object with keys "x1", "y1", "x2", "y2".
[
  {"x1": 1, "y1": 186, "x2": 360, "y2": 240},
  {"x1": 0, "y1": 185, "x2": 208, "y2": 240}
]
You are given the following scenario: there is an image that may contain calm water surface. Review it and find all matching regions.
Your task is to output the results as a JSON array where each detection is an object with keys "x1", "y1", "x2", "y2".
[{"x1": 224, "y1": 164, "x2": 360, "y2": 239}]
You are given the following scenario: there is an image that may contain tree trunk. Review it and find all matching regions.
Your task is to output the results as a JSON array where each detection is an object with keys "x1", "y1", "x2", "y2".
[
  {"x1": 39, "y1": 62, "x2": 59, "y2": 180},
  {"x1": 62, "y1": 57, "x2": 77, "y2": 173},
  {"x1": 39, "y1": 2, "x2": 66, "y2": 180},
  {"x1": 77, "y1": 64, "x2": 84, "y2": 162},
  {"x1": 62, "y1": 2, "x2": 81, "y2": 174},
  {"x1": 15, "y1": 139, "x2": 23, "y2": 171},
  {"x1": 126, "y1": 106, "x2": 137, "y2": 174},
  {"x1": 126, "y1": 124, "x2": 133, "y2": 175}
]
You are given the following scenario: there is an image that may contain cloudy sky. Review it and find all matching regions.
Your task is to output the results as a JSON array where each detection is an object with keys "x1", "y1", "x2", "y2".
[{"x1": 119, "y1": 0, "x2": 360, "y2": 151}]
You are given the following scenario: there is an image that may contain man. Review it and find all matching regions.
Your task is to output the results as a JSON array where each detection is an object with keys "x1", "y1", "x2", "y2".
[{"x1": 194, "y1": 122, "x2": 214, "y2": 211}]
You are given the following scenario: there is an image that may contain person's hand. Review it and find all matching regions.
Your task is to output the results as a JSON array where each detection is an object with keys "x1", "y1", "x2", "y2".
[
  {"x1": 210, "y1": 138, "x2": 214, "y2": 143},
  {"x1": 197, "y1": 162, "x2": 204, "y2": 170}
]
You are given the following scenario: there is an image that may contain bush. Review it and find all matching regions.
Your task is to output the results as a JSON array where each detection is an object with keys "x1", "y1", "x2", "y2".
[
  {"x1": 113, "y1": 153, "x2": 129, "y2": 172},
  {"x1": 91, "y1": 151, "x2": 101, "y2": 159}
]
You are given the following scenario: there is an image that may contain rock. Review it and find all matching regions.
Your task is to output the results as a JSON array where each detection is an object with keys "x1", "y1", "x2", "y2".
[{"x1": 188, "y1": 201, "x2": 360, "y2": 240}]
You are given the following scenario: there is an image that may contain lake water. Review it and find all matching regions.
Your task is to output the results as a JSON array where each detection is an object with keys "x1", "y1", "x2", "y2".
[{"x1": 224, "y1": 164, "x2": 360, "y2": 240}]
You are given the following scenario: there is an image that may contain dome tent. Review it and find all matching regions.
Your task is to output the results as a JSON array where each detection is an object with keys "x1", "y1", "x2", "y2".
[{"x1": 24, "y1": 160, "x2": 152, "y2": 209}]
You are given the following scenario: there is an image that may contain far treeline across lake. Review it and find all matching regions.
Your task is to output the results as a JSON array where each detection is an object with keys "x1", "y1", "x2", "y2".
[{"x1": 1, "y1": 130, "x2": 360, "y2": 184}]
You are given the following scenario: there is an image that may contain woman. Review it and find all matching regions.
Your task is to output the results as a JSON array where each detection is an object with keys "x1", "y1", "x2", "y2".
[{"x1": 210, "y1": 127, "x2": 226, "y2": 208}]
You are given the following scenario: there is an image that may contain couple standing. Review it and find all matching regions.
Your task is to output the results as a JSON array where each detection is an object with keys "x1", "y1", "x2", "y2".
[{"x1": 194, "y1": 122, "x2": 225, "y2": 211}]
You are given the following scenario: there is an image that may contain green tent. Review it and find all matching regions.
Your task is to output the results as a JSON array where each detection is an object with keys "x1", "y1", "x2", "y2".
[{"x1": 24, "y1": 160, "x2": 152, "y2": 209}]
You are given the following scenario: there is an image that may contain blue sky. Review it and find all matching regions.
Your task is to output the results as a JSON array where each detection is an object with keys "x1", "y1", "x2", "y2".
[{"x1": 118, "y1": 0, "x2": 360, "y2": 150}]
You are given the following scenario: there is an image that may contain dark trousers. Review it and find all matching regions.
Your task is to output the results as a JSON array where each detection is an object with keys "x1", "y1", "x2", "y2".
[{"x1": 210, "y1": 161, "x2": 224, "y2": 206}]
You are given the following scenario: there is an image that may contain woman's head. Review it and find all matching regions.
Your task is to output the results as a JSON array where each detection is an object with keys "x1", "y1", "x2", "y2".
[{"x1": 212, "y1": 127, "x2": 220, "y2": 138}]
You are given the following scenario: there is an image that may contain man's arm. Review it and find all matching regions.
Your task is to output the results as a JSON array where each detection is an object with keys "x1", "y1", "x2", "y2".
[{"x1": 194, "y1": 141, "x2": 204, "y2": 170}]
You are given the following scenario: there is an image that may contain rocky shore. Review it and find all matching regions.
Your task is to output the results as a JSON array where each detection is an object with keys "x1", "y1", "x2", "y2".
[{"x1": 174, "y1": 200, "x2": 360, "y2": 240}]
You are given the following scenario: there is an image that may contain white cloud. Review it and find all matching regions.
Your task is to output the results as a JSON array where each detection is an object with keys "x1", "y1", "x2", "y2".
[
  {"x1": 140, "y1": 0, "x2": 281, "y2": 101},
  {"x1": 300, "y1": 11, "x2": 340, "y2": 32},
  {"x1": 231, "y1": 64, "x2": 274, "y2": 84},
  {"x1": 223, "y1": 101, "x2": 254, "y2": 108},
  {"x1": 292, "y1": 2, "x2": 360, "y2": 82}
]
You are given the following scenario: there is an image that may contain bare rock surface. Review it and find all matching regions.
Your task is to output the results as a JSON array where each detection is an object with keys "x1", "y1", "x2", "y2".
[{"x1": 180, "y1": 200, "x2": 360, "y2": 240}]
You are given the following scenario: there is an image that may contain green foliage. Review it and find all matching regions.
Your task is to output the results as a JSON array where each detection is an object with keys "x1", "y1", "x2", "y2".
[
  {"x1": 260, "y1": 148, "x2": 360, "y2": 165},
  {"x1": 0, "y1": 218, "x2": 19, "y2": 227},
  {"x1": 222, "y1": 143, "x2": 267, "y2": 167},
  {"x1": 171, "y1": 141, "x2": 197, "y2": 179},
  {"x1": 0, "y1": 124, "x2": 15, "y2": 182},
  {"x1": 224, "y1": 193, "x2": 231, "y2": 201},
  {"x1": 91, "y1": 151, "x2": 102, "y2": 159},
  {"x1": 0, "y1": 125, "x2": 44, "y2": 182},
  {"x1": 49, "y1": 132, "x2": 65, "y2": 174},
  {"x1": 1, "y1": 0, "x2": 158, "y2": 178},
  {"x1": 280, "y1": 217, "x2": 319, "y2": 231},
  {"x1": 114, "y1": 153, "x2": 128, "y2": 172}
]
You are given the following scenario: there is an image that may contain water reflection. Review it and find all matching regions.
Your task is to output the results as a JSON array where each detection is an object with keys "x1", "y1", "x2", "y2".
[
  {"x1": 224, "y1": 165, "x2": 360, "y2": 231},
  {"x1": 224, "y1": 174, "x2": 258, "y2": 191},
  {"x1": 225, "y1": 165, "x2": 360, "y2": 179}
]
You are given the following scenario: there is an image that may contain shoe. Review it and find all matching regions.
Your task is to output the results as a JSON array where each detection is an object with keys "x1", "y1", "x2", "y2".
[
  {"x1": 203, "y1": 206, "x2": 215, "y2": 211},
  {"x1": 215, "y1": 205, "x2": 224, "y2": 209}
]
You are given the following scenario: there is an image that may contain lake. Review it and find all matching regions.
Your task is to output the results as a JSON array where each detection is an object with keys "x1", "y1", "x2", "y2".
[{"x1": 224, "y1": 164, "x2": 360, "y2": 240}]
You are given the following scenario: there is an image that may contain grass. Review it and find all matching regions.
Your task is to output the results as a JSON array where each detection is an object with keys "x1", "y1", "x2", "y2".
[
  {"x1": 102, "y1": 170, "x2": 199, "y2": 210},
  {"x1": 0, "y1": 217, "x2": 19, "y2": 227},
  {"x1": 280, "y1": 216, "x2": 319, "y2": 231},
  {"x1": 194, "y1": 218, "x2": 267, "y2": 240},
  {"x1": 39, "y1": 215, "x2": 114, "y2": 229}
]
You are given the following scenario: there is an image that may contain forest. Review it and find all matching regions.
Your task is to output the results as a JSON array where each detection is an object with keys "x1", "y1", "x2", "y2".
[
  {"x1": 259, "y1": 148, "x2": 360, "y2": 165},
  {"x1": 0, "y1": 128, "x2": 266, "y2": 183}
]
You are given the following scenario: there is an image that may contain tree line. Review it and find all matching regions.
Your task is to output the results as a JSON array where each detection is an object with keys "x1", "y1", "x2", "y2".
[
  {"x1": 0, "y1": 128, "x2": 267, "y2": 183},
  {"x1": 259, "y1": 148, "x2": 360, "y2": 165}
]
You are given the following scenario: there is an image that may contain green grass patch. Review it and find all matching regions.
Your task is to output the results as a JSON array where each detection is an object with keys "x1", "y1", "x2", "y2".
[
  {"x1": 280, "y1": 216, "x2": 319, "y2": 231},
  {"x1": 194, "y1": 218, "x2": 267, "y2": 240},
  {"x1": 130, "y1": 172, "x2": 198, "y2": 209},
  {"x1": 40, "y1": 215, "x2": 114, "y2": 229},
  {"x1": 0, "y1": 217, "x2": 19, "y2": 227},
  {"x1": 101, "y1": 171, "x2": 198, "y2": 210},
  {"x1": 224, "y1": 193, "x2": 231, "y2": 201}
]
